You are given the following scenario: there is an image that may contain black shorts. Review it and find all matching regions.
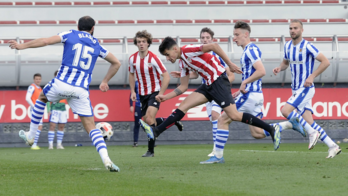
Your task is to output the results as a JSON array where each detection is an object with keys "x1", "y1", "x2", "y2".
[
  {"x1": 195, "y1": 73, "x2": 235, "y2": 108},
  {"x1": 139, "y1": 91, "x2": 161, "y2": 116}
]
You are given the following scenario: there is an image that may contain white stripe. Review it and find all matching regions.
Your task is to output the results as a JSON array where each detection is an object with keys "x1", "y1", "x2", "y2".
[
  {"x1": 67, "y1": 68, "x2": 77, "y2": 84},
  {"x1": 59, "y1": 66, "x2": 69, "y2": 80},
  {"x1": 83, "y1": 74, "x2": 90, "y2": 88},
  {"x1": 75, "y1": 71, "x2": 85, "y2": 86}
]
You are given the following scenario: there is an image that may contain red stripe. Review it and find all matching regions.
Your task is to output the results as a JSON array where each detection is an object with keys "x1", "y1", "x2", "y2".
[
  {"x1": 147, "y1": 54, "x2": 156, "y2": 94},
  {"x1": 183, "y1": 45, "x2": 202, "y2": 54},
  {"x1": 166, "y1": 123, "x2": 175, "y2": 129},
  {"x1": 140, "y1": 56, "x2": 148, "y2": 95},
  {"x1": 132, "y1": 52, "x2": 142, "y2": 95},
  {"x1": 151, "y1": 53, "x2": 164, "y2": 90}
]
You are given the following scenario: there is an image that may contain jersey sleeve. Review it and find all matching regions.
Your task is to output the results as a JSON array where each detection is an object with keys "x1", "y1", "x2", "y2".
[
  {"x1": 57, "y1": 30, "x2": 73, "y2": 43},
  {"x1": 151, "y1": 55, "x2": 167, "y2": 75},
  {"x1": 283, "y1": 44, "x2": 289, "y2": 60},
  {"x1": 98, "y1": 45, "x2": 109, "y2": 59},
  {"x1": 25, "y1": 86, "x2": 35, "y2": 107},
  {"x1": 182, "y1": 44, "x2": 204, "y2": 58},
  {"x1": 129, "y1": 55, "x2": 135, "y2": 73},
  {"x1": 307, "y1": 42, "x2": 320, "y2": 58},
  {"x1": 179, "y1": 60, "x2": 190, "y2": 77},
  {"x1": 213, "y1": 52, "x2": 227, "y2": 68},
  {"x1": 246, "y1": 46, "x2": 262, "y2": 65}
]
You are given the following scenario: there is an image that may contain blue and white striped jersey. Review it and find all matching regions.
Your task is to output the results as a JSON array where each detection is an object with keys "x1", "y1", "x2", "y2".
[
  {"x1": 56, "y1": 30, "x2": 109, "y2": 90},
  {"x1": 202, "y1": 51, "x2": 227, "y2": 84},
  {"x1": 240, "y1": 43, "x2": 262, "y2": 93},
  {"x1": 284, "y1": 39, "x2": 320, "y2": 90}
]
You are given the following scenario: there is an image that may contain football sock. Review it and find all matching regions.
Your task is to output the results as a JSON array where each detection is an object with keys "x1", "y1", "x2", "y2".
[
  {"x1": 33, "y1": 130, "x2": 41, "y2": 146},
  {"x1": 311, "y1": 122, "x2": 337, "y2": 148},
  {"x1": 29, "y1": 100, "x2": 46, "y2": 139},
  {"x1": 215, "y1": 129, "x2": 229, "y2": 159},
  {"x1": 89, "y1": 129, "x2": 109, "y2": 163},
  {"x1": 241, "y1": 113, "x2": 274, "y2": 136},
  {"x1": 287, "y1": 112, "x2": 316, "y2": 135},
  {"x1": 57, "y1": 131, "x2": 64, "y2": 145},
  {"x1": 148, "y1": 123, "x2": 156, "y2": 153},
  {"x1": 156, "y1": 117, "x2": 165, "y2": 126},
  {"x1": 212, "y1": 120, "x2": 218, "y2": 150},
  {"x1": 155, "y1": 109, "x2": 185, "y2": 136},
  {"x1": 278, "y1": 121, "x2": 293, "y2": 130},
  {"x1": 263, "y1": 123, "x2": 278, "y2": 137},
  {"x1": 48, "y1": 130, "x2": 55, "y2": 145}
]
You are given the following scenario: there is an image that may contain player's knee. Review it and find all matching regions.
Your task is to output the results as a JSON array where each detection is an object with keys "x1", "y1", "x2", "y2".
[
  {"x1": 281, "y1": 108, "x2": 290, "y2": 118},
  {"x1": 211, "y1": 112, "x2": 220, "y2": 121},
  {"x1": 217, "y1": 115, "x2": 231, "y2": 126}
]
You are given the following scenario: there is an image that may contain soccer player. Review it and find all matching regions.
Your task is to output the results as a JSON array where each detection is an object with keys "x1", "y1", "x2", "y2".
[
  {"x1": 273, "y1": 19, "x2": 341, "y2": 158},
  {"x1": 26, "y1": 73, "x2": 43, "y2": 150},
  {"x1": 47, "y1": 70, "x2": 68, "y2": 150},
  {"x1": 140, "y1": 37, "x2": 281, "y2": 159},
  {"x1": 10, "y1": 16, "x2": 121, "y2": 172},
  {"x1": 200, "y1": 21, "x2": 306, "y2": 164},
  {"x1": 171, "y1": 27, "x2": 235, "y2": 157},
  {"x1": 129, "y1": 30, "x2": 183, "y2": 157},
  {"x1": 129, "y1": 80, "x2": 141, "y2": 147}
]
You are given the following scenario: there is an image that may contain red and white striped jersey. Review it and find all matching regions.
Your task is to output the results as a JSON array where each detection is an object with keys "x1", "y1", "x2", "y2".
[
  {"x1": 179, "y1": 44, "x2": 226, "y2": 85},
  {"x1": 129, "y1": 51, "x2": 167, "y2": 96}
]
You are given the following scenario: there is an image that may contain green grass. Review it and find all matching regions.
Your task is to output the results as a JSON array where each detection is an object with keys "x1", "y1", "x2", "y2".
[{"x1": 0, "y1": 143, "x2": 347, "y2": 196}]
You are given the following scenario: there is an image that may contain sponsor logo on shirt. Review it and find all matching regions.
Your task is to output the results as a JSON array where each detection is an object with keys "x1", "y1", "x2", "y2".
[{"x1": 289, "y1": 61, "x2": 304, "y2": 64}]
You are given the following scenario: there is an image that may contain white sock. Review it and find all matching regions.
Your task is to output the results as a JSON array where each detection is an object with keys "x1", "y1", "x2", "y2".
[
  {"x1": 287, "y1": 112, "x2": 316, "y2": 135},
  {"x1": 57, "y1": 131, "x2": 64, "y2": 145},
  {"x1": 28, "y1": 100, "x2": 46, "y2": 139},
  {"x1": 212, "y1": 120, "x2": 217, "y2": 151},
  {"x1": 33, "y1": 130, "x2": 41, "y2": 146},
  {"x1": 215, "y1": 129, "x2": 229, "y2": 159},
  {"x1": 48, "y1": 130, "x2": 55, "y2": 145},
  {"x1": 278, "y1": 121, "x2": 293, "y2": 130},
  {"x1": 311, "y1": 122, "x2": 337, "y2": 148},
  {"x1": 89, "y1": 129, "x2": 110, "y2": 164}
]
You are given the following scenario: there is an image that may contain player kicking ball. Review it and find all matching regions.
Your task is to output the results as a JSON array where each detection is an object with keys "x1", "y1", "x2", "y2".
[
  {"x1": 273, "y1": 19, "x2": 341, "y2": 158},
  {"x1": 10, "y1": 16, "x2": 121, "y2": 172},
  {"x1": 139, "y1": 37, "x2": 281, "y2": 158},
  {"x1": 129, "y1": 30, "x2": 183, "y2": 157}
]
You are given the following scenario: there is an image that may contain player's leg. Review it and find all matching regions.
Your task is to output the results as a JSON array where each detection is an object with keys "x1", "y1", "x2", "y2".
[
  {"x1": 19, "y1": 91, "x2": 48, "y2": 146},
  {"x1": 133, "y1": 105, "x2": 142, "y2": 147},
  {"x1": 302, "y1": 110, "x2": 341, "y2": 158},
  {"x1": 281, "y1": 87, "x2": 320, "y2": 149},
  {"x1": 207, "y1": 102, "x2": 221, "y2": 157},
  {"x1": 31, "y1": 121, "x2": 43, "y2": 150},
  {"x1": 48, "y1": 122, "x2": 56, "y2": 150},
  {"x1": 56, "y1": 110, "x2": 67, "y2": 149},
  {"x1": 140, "y1": 92, "x2": 208, "y2": 139},
  {"x1": 142, "y1": 106, "x2": 158, "y2": 157}
]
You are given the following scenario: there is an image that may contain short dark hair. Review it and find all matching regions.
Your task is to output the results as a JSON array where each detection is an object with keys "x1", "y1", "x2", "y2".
[
  {"x1": 200, "y1": 27, "x2": 214, "y2": 39},
  {"x1": 159, "y1": 37, "x2": 177, "y2": 55},
  {"x1": 290, "y1": 19, "x2": 303, "y2": 27},
  {"x1": 54, "y1": 70, "x2": 58, "y2": 77},
  {"x1": 234, "y1": 21, "x2": 251, "y2": 34},
  {"x1": 133, "y1": 30, "x2": 153, "y2": 47},
  {"x1": 33, "y1": 73, "x2": 41, "y2": 79},
  {"x1": 78, "y1": 16, "x2": 95, "y2": 31}
]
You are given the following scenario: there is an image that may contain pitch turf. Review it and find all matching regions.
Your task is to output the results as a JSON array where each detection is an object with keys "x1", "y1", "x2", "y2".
[{"x1": 0, "y1": 143, "x2": 346, "y2": 196}]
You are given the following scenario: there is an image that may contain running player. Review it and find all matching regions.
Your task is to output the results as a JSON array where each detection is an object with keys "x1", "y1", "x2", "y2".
[
  {"x1": 26, "y1": 73, "x2": 43, "y2": 150},
  {"x1": 200, "y1": 21, "x2": 306, "y2": 164},
  {"x1": 47, "y1": 70, "x2": 68, "y2": 150},
  {"x1": 129, "y1": 30, "x2": 183, "y2": 157},
  {"x1": 273, "y1": 19, "x2": 341, "y2": 158},
  {"x1": 139, "y1": 37, "x2": 281, "y2": 159},
  {"x1": 129, "y1": 80, "x2": 141, "y2": 147},
  {"x1": 10, "y1": 16, "x2": 121, "y2": 171},
  {"x1": 170, "y1": 27, "x2": 235, "y2": 157}
]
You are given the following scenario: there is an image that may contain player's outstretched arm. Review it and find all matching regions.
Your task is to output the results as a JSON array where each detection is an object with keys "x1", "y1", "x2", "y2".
[
  {"x1": 304, "y1": 53, "x2": 330, "y2": 87},
  {"x1": 9, "y1": 35, "x2": 61, "y2": 50},
  {"x1": 99, "y1": 52, "x2": 121, "y2": 92},
  {"x1": 156, "y1": 74, "x2": 190, "y2": 102},
  {"x1": 273, "y1": 59, "x2": 289, "y2": 75},
  {"x1": 201, "y1": 43, "x2": 242, "y2": 74},
  {"x1": 158, "y1": 71, "x2": 170, "y2": 96}
]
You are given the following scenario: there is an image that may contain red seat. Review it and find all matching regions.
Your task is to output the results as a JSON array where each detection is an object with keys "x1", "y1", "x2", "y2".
[
  {"x1": 59, "y1": 20, "x2": 77, "y2": 24},
  {"x1": 112, "y1": 1, "x2": 130, "y2": 5},
  {"x1": 246, "y1": 1, "x2": 263, "y2": 4},
  {"x1": 74, "y1": 2, "x2": 91, "y2": 5},
  {"x1": 93, "y1": 2, "x2": 111, "y2": 5},
  {"x1": 189, "y1": 1, "x2": 206, "y2": 4},
  {"x1": 54, "y1": 2, "x2": 72, "y2": 5},
  {"x1": 151, "y1": 1, "x2": 168, "y2": 5},
  {"x1": 118, "y1": 20, "x2": 135, "y2": 24},
  {"x1": 98, "y1": 20, "x2": 116, "y2": 24},
  {"x1": 15, "y1": 2, "x2": 33, "y2": 5},
  {"x1": 252, "y1": 19, "x2": 270, "y2": 23},
  {"x1": 309, "y1": 19, "x2": 327, "y2": 22},
  {"x1": 265, "y1": 1, "x2": 282, "y2": 4},
  {"x1": 227, "y1": 1, "x2": 244, "y2": 4},
  {"x1": 35, "y1": 2, "x2": 53, "y2": 5},
  {"x1": 214, "y1": 19, "x2": 232, "y2": 23},
  {"x1": 132, "y1": 1, "x2": 149, "y2": 5},
  {"x1": 208, "y1": 1, "x2": 225, "y2": 4},
  {"x1": 156, "y1": 20, "x2": 174, "y2": 23},
  {"x1": 39, "y1": 21, "x2": 57, "y2": 24},
  {"x1": 195, "y1": 20, "x2": 212, "y2": 23},
  {"x1": 175, "y1": 20, "x2": 193, "y2": 23},
  {"x1": 137, "y1": 20, "x2": 155, "y2": 24},
  {"x1": 170, "y1": 1, "x2": 187, "y2": 4},
  {"x1": 19, "y1": 21, "x2": 37, "y2": 24}
]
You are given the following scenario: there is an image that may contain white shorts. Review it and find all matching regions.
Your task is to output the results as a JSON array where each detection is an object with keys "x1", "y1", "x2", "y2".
[
  {"x1": 49, "y1": 110, "x2": 68, "y2": 124},
  {"x1": 287, "y1": 87, "x2": 314, "y2": 115},
  {"x1": 205, "y1": 100, "x2": 222, "y2": 121},
  {"x1": 43, "y1": 79, "x2": 93, "y2": 117},
  {"x1": 235, "y1": 92, "x2": 264, "y2": 118}
]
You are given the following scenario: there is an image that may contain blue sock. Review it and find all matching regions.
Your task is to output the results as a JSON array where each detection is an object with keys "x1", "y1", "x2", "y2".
[
  {"x1": 215, "y1": 129, "x2": 229, "y2": 158},
  {"x1": 48, "y1": 131, "x2": 55, "y2": 145},
  {"x1": 311, "y1": 122, "x2": 336, "y2": 147},
  {"x1": 89, "y1": 129, "x2": 109, "y2": 163},
  {"x1": 287, "y1": 111, "x2": 316, "y2": 135},
  {"x1": 57, "y1": 131, "x2": 64, "y2": 145},
  {"x1": 33, "y1": 130, "x2": 41, "y2": 146},
  {"x1": 212, "y1": 120, "x2": 218, "y2": 144},
  {"x1": 29, "y1": 100, "x2": 46, "y2": 139}
]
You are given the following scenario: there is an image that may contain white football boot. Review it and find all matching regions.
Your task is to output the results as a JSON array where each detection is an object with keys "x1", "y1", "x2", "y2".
[
  {"x1": 19, "y1": 130, "x2": 34, "y2": 146},
  {"x1": 48, "y1": 143, "x2": 54, "y2": 150},
  {"x1": 308, "y1": 132, "x2": 320, "y2": 150},
  {"x1": 57, "y1": 144, "x2": 65, "y2": 149},
  {"x1": 103, "y1": 158, "x2": 120, "y2": 172},
  {"x1": 326, "y1": 145, "x2": 342, "y2": 158}
]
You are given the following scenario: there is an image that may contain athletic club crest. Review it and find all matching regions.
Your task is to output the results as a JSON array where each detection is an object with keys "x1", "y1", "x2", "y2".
[
  {"x1": 148, "y1": 63, "x2": 152, "y2": 68},
  {"x1": 187, "y1": 57, "x2": 192, "y2": 63}
]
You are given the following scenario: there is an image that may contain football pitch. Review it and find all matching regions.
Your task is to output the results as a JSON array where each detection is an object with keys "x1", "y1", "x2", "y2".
[{"x1": 0, "y1": 143, "x2": 346, "y2": 196}]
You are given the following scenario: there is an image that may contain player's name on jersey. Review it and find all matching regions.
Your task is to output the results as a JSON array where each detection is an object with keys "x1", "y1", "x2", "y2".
[{"x1": 78, "y1": 33, "x2": 97, "y2": 44}]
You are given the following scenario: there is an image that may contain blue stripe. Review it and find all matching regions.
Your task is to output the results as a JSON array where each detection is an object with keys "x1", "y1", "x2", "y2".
[
  {"x1": 287, "y1": 112, "x2": 294, "y2": 119},
  {"x1": 33, "y1": 109, "x2": 44, "y2": 115},
  {"x1": 92, "y1": 135, "x2": 104, "y2": 142},
  {"x1": 236, "y1": 92, "x2": 250, "y2": 110},
  {"x1": 215, "y1": 144, "x2": 224, "y2": 149},
  {"x1": 31, "y1": 120, "x2": 40, "y2": 124},
  {"x1": 305, "y1": 44, "x2": 311, "y2": 83},
  {"x1": 90, "y1": 130, "x2": 100, "y2": 137},
  {"x1": 321, "y1": 135, "x2": 327, "y2": 141},
  {"x1": 94, "y1": 140, "x2": 105, "y2": 147},
  {"x1": 31, "y1": 114, "x2": 42, "y2": 120},
  {"x1": 218, "y1": 136, "x2": 229, "y2": 139},
  {"x1": 212, "y1": 104, "x2": 220, "y2": 107},
  {"x1": 249, "y1": 47, "x2": 258, "y2": 60},
  {"x1": 287, "y1": 41, "x2": 292, "y2": 60},
  {"x1": 212, "y1": 121, "x2": 218, "y2": 124},
  {"x1": 292, "y1": 87, "x2": 310, "y2": 108},
  {"x1": 216, "y1": 139, "x2": 227, "y2": 143},
  {"x1": 314, "y1": 125, "x2": 319, "y2": 129},
  {"x1": 216, "y1": 130, "x2": 229, "y2": 134},
  {"x1": 36, "y1": 101, "x2": 46, "y2": 106},
  {"x1": 292, "y1": 46, "x2": 297, "y2": 89},
  {"x1": 97, "y1": 146, "x2": 107, "y2": 152},
  {"x1": 57, "y1": 133, "x2": 64, "y2": 135},
  {"x1": 311, "y1": 122, "x2": 316, "y2": 127}
]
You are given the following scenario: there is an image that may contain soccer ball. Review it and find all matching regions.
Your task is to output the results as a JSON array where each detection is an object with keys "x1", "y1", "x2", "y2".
[{"x1": 96, "y1": 122, "x2": 114, "y2": 141}]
